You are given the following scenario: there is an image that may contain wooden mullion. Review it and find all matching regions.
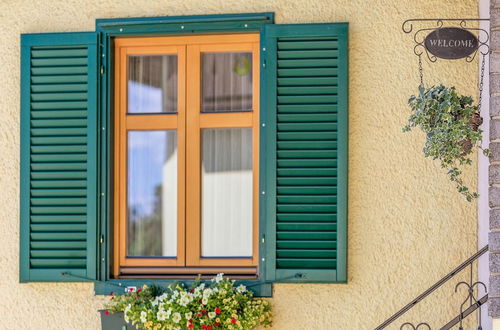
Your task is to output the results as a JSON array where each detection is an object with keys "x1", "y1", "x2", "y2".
[
  {"x1": 185, "y1": 43, "x2": 201, "y2": 267},
  {"x1": 199, "y1": 112, "x2": 253, "y2": 128},
  {"x1": 125, "y1": 114, "x2": 178, "y2": 130}
]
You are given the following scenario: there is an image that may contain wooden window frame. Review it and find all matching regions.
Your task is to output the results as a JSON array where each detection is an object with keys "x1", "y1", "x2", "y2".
[{"x1": 113, "y1": 34, "x2": 260, "y2": 277}]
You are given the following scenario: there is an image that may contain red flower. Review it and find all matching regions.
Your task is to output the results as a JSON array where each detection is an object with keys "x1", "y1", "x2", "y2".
[
  {"x1": 137, "y1": 288, "x2": 142, "y2": 293},
  {"x1": 109, "y1": 291, "x2": 114, "y2": 296},
  {"x1": 201, "y1": 309, "x2": 207, "y2": 314},
  {"x1": 188, "y1": 324, "x2": 194, "y2": 329},
  {"x1": 104, "y1": 310, "x2": 109, "y2": 316},
  {"x1": 198, "y1": 299, "x2": 203, "y2": 304},
  {"x1": 196, "y1": 313, "x2": 202, "y2": 317},
  {"x1": 189, "y1": 288, "x2": 195, "y2": 293},
  {"x1": 206, "y1": 326, "x2": 212, "y2": 330},
  {"x1": 201, "y1": 325, "x2": 207, "y2": 329},
  {"x1": 231, "y1": 318, "x2": 237, "y2": 324},
  {"x1": 214, "y1": 322, "x2": 220, "y2": 327},
  {"x1": 215, "y1": 307, "x2": 221, "y2": 315}
]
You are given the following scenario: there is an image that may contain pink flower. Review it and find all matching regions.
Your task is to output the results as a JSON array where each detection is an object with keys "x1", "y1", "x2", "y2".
[{"x1": 104, "y1": 310, "x2": 109, "y2": 316}]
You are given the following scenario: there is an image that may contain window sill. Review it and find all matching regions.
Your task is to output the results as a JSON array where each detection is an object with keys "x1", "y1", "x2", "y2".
[{"x1": 94, "y1": 279, "x2": 273, "y2": 297}]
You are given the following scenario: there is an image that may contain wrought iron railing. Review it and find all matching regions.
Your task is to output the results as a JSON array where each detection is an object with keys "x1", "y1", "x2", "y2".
[{"x1": 375, "y1": 245, "x2": 489, "y2": 330}]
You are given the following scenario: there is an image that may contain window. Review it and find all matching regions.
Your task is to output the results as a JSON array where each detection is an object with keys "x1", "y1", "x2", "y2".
[
  {"x1": 19, "y1": 13, "x2": 348, "y2": 296},
  {"x1": 113, "y1": 35, "x2": 260, "y2": 276}
]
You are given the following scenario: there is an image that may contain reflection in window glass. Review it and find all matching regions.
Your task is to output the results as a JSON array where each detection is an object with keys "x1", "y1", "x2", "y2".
[
  {"x1": 201, "y1": 52, "x2": 252, "y2": 112},
  {"x1": 127, "y1": 130, "x2": 178, "y2": 257},
  {"x1": 201, "y1": 128, "x2": 253, "y2": 257},
  {"x1": 128, "y1": 55, "x2": 178, "y2": 113}
]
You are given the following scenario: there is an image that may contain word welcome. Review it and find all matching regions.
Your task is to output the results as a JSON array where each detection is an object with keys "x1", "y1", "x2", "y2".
[{"x1": 427, "y1": 39, "x2": 475, "y2": 48}]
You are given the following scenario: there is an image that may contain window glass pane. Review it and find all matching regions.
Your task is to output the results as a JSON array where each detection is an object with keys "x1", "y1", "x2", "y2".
[
  {"x1": 128, "y1": 55, "x2": 178, "y2": 113},
  {"x1": 201, "y1": 128, "x2": 253, "y2": 257},
  {"x1": 127, "y1": 130, "x2": 178, "y2": 257},
  {"x1": 201, "y1": 52, "x2": 252, "y2": 113}
]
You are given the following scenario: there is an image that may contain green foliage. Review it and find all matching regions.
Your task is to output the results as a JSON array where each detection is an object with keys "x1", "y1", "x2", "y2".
[
  {"x1": 104, "y1": 274, "x2": 272, "y2": 330},
  {"x1": 403, "y1": 84, "x2": 489, "y2": 202}
]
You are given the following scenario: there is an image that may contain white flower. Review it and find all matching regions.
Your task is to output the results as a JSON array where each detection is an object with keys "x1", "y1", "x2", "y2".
[
  {"x1": 208, "y1": 312, "x2": 216, "y2": 319},
  {"x1": 157, "y1": 309, "x2": 168, "y2": 321},
  {"x1": 172, "y1": 312, "x2": 181, "y2": 324},
  {"x1": 185, "y1": 312, "x2": 193, "y2": 320},
  {"x1": 236, "y1": 284, "x2": 247, "y2": 293},
  {"x1": 166, "y1": 308, "x2": 172, "y2": 319},
  {"x1": 193, "y1": 288, "x2": 201, "y2": 297},
  {"x1": 203, "y1": 288, "x2": 213, "y2": 298},
  {"x1": 124, "y1": 304, "x2": 132, "y2": 323},
  {"x1": 172, "y1": 291, "x2": 179, "y2": 298},
  {"x1": 179, "y1": 295, "x2": 190, "y2": 307},
  {"x1": 199, "y1": 283, "x2": 205, "y2": 290},
  {"x1": 213, "y1": 273, "x2": 224, "y2": 283},
  {"x1": 173, "y1": 328, "x2": 180, "y2": 330},
  {"x1": 202, "y1": 297, "x2": 208, "y2": 305},
  {"x1": 140, "y1": 311, "x2": 147, "y2": 323}
]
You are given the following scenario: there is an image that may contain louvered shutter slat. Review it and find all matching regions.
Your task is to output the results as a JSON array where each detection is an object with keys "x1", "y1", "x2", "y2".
[{"x1": 20, "y1": 33, "x2": 98, "y2": 282}]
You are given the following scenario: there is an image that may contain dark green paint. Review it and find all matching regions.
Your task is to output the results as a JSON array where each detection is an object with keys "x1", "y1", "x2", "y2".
[
  {"x1": 20, "y1": 32, "x2": 98, "y2": 282},
  {"x1": 265, "y1": 23, "x2": 348, "y2": 283}
]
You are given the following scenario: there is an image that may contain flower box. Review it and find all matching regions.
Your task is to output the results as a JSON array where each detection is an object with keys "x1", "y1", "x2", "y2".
[{"x1": 99, "y1": 310, "x2": 137, "y2": 330}]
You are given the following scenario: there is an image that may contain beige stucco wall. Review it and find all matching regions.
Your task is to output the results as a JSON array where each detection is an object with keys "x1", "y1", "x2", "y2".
[{"x1": 0, "y1": 0, "x2": 485, "y2": 329}]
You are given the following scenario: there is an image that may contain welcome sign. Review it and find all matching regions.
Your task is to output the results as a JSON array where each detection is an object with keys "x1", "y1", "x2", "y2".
[{"x1": 424, "y1": 27, "x2": 479, "y2": 59}]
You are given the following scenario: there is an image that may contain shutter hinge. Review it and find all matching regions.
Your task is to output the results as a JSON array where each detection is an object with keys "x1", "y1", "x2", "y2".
[
  {"x1": 99, "y1": 235, "x2": 104, "y2": 244},
  {"x1": 262, "y1": 60, "x2": 266, "y2": 69},
  {"x1": 261, "y1": 234, "x2": 265, "y2": 244},
  {"x1": 100, "y1": 65, "x2": 105, "y2": 76}
]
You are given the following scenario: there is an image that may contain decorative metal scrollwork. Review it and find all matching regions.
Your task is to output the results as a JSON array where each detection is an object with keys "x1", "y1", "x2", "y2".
[
  {"x1": 400, "y1": 322, "x2": 431, "y2": 330},
  {"x1": 401, "y1": 18, "x2": 490, "y2": 87},
  {"x1": 375, "y1": 246, "x2": 489, "y2": 330}
]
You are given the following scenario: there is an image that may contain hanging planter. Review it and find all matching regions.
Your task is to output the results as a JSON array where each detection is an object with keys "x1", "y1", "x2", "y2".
[{"x1": 403, "y1": 84, "x2": 488, "y2": 201}]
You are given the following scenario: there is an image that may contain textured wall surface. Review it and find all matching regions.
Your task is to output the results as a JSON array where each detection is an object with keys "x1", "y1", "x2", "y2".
[{"x1": 0, "y1": 0, "x2": 483, "y2": 329}]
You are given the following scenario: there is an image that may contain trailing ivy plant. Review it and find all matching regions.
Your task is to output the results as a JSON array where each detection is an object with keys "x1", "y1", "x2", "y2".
[{"x1": 403, "y1": 84, "x2": 488, "y2": 202}]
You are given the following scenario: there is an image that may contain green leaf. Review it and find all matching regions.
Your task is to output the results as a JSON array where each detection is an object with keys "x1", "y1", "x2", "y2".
[{"x1": 404, "y1": 85, "x2": 483, "y2": 202}]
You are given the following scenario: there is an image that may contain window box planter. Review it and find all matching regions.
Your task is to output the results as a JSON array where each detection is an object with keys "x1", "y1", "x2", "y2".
[{"x1": 99, "y1": 310, "x2": 136, "y2": 330}]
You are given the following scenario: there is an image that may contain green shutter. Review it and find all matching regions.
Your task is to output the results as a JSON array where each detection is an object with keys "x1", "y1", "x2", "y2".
[
  {"x1": 264, "y1": 23, "x2": 348, "y2": 283},
  {"x1": 20, "y1": 32, "x2": 99, "y2": 282}
]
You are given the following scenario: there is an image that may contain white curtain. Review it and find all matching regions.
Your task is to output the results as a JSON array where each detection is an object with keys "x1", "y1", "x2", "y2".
[{"x1": 201, "y1": 128, "x2": 253, "y2": 257}]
